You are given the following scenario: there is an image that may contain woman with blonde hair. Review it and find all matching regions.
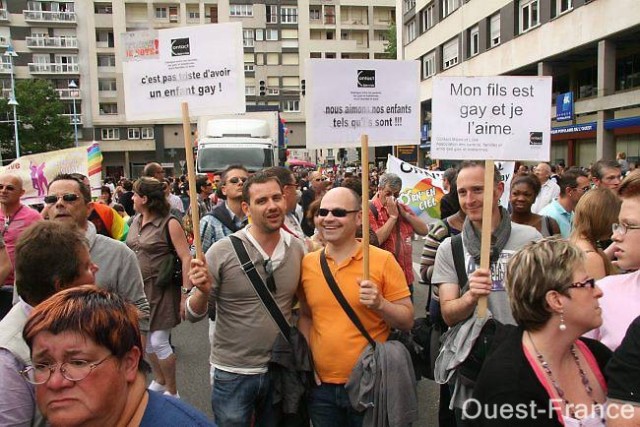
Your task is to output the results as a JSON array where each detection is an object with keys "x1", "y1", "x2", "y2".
[{"x1": 570, "y1": 188, "x2": 621, "y2": 280}]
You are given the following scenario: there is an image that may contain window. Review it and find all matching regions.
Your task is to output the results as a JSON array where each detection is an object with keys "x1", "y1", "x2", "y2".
[
  {"x1": 98, "y1": 79, "x2": 116, "y2": 91},
  {"x1": 406, "y1": 20, "x2": 417, "y2": 43},
  {"x1": 309, "y1": 6, "x2": 321, "y2": 21},
  {"x1": 520, "y1": 0, "x2": 539, "y2": 34},
  {"x1": 94, "y1": 3, "x2": 112, "y2": 14},
  {"x1": 468, "y1": 25, "x2": 479, "y2": 57},
  {"x1": 422, "y1": 51, "x2": 435, "y2": 79},
  {"x1": 97, "y1": 54, "x2": 116, "y2": 67},
  {"x1": 141, "y1": 127, "x2": 154, "y2": 139},
  {"x1": 245, "y1": 86, "x2": 256, "y2": 96},
  {"x1": 442, "y1": 37, "x2": 459, "y2": 69},
  {"x1": 243, "y1": 29, "x2": 254, "y2": 47},
  {"x1": 266, "y1": 5, "x2": 277, "y2": 23},
  {"x1": 266, "y1": 29, "x2": 278, "y2": 41},
  {"x1": 101, "y1": 128, "x2": 120, "y2": 140},
  {"x1": 230, "y1": 5, "x2": 253, "y2": 17},
  {"x1": 280, "y1": 7, "x2": 298, "y2": 24},
  {"x1": 489, "y1": 13, "x2": 501, "y2": 47},
  {"x1": 404, "y1": 0, "x2": 416, "y2": 12},
  {"x1": 616, "y1": 52, "x2": 640, "y2": 91},
  {"x1": 100, "y1": 103, "x2": 118, "y2": 115},
  {"x1": 441, "y1": 0, "x2": 460, "y2": 18},
  {"x1": 155, "y1": 7, "x2": 167, "y2": 19},
  {"x1": 255, "y1": 29, "x2": 264, "y2": 41},
  {"x1": 576, "y1": 65, "x2": 597, "y2": 99},
  {"x1": 557, "y1": 0, "x2": 573, "y2": 15},
  {"x1": 128, "y1": 128, "x2": 140, "y2": 139},
  {"x1": 244, "y1": 64, "x2": 255, "y2": 72},
  {"x1": 266, "y1": 53, "x2": 279, "y2": 65},
  {"x1": 324, "y1": 6, "x2": 335, "y2": 24},
  {"x1": 188, "y1": 11, "x2": 200, "y2": 19},
  {"x1": 282, "y1": 100, "x2": 300, "y2": 112},
  {"x1": 421, "y1": 3, "x2": 435, "y2": 32}
]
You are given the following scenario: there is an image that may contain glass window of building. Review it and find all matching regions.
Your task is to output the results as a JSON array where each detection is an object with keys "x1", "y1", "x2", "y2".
[
  {"x1": 442, "y1": 37, "x2": 459, "y2": 69},
  {"x1": 520, "y1": 0, "x2": 540, "y2": 34},
  {"x1": 422, "y1": 51, "x2": 435, "y2": 79}
]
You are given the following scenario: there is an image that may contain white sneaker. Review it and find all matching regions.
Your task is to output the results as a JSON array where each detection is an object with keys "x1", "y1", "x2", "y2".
[
  {"x1": 163, "y1": 391, "x2": 180, "y2": 399},
  {"x1": 148, "y1": 380, "x2": 166, "y2": 392}
]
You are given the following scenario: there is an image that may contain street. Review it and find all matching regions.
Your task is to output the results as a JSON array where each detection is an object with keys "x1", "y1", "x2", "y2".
[{"x1": 173, "y1": 238, "x2": 440, "y2": 425}]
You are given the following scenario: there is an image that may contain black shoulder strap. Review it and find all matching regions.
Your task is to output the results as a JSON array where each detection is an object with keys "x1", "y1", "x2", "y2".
[
  {"x1": 369, "y1": 201, "x2": 378, "y2": 221},
  {"x1": 319, "y1": 250, "x2": 376, "y2": 348},
  {"x1": 229, "y1": 235, "x2": 291, "y2": 343},
  {"x1": 211, "y1": 204, "x2": 242, "y2": 233},
  {"x1": 451, "y1": 234, "x2": 468, "y2": 290}
]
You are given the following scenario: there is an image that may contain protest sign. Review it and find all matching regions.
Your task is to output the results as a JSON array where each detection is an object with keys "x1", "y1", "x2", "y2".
[
  {"x1": 0, "y1": 143, "x2": 103, "y2": 205},
  {"x1": 122, "y1": 23, "x2": 245, "y2": 121},
  {"x1": 431, "y1": 76, "x2": 552, "y2": 161},
  {"x1": 305, "y1": 59, "x2": 420, "y2": 148},
  {"x1": 386, "y1": 155, "x2": 515, "y2": 223}
]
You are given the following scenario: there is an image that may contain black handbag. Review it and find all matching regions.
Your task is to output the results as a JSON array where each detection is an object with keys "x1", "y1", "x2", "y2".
[{"x1": 156, "y1": 218, "x2": 183, "y2": 288}]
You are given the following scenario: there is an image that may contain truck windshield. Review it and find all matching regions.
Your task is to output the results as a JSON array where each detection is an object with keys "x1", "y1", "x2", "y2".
[{"x1": 197, "y1": 146, "x2": 274, "y2": 173}]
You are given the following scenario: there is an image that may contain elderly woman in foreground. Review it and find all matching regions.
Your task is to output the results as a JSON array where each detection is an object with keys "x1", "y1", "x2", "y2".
[
  {"x1": 470, "y1": 237, "x2": 611, "y2": 426},
  {"x1": 20, "y1": 285, "x2": 215, "y2": 426}
]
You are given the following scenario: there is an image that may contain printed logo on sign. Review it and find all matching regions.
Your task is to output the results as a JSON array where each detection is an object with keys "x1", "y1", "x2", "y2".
[
  {"x1": 171, "y1": 38, "x2": 190, "y2": 56},
  {"x1": 357, "y1": 70, "x2": 375, "y2": 88},
  {"x1": 529, "y1": 132, "x2": 543, "y2": 146}
]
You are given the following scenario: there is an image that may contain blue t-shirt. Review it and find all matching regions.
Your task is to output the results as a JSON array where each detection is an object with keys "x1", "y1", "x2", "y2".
[{"x1": 140, "y1": 391, "x2": 216, "y2": 426}]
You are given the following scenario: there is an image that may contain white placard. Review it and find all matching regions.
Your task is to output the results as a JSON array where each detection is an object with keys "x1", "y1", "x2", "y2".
[
  {"x1": 431, "y1": 76, "x2": 552, "y2": 161},
  {"x1": 122, "y1": 23, "x2": 245, "y2": 121},
  {"x1": 305, "y1": 59, "x2": 420, "y2": 148}
]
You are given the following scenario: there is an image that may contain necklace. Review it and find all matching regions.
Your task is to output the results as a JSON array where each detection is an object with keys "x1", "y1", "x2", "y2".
[
  {"x1": 2, "y1": 205, "x2": 22, "y2": 236},
  {"x1": 527, "y1": 331, "x2": 603, "y2": 423}
]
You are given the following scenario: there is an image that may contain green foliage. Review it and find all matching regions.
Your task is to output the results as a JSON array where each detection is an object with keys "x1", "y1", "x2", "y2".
[
  {"x1": 0, "y1": 79, "x2": 73, "y2": 160},
  {"x1": 384, "y1": 23, "x2": 397, "y2": 59}
]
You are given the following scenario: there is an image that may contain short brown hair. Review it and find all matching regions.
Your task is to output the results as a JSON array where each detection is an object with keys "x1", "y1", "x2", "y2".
[
  {"x1": 618, "y1": 170, "x2": 640, "y2": 199},
  {"x1": 571, "y1": 187, "x2": 621, "y2": 244},
  {"x1": 242, "y1": 172, "x2": 281, "y2": 204},
  {"x1": 133, "y1": 177, "x2": 169, "y2": 217},
  {"x1": 506, "y1": 237, "x2": 584, "y2": 331},
  {"x1": 23, "y1": 285, "x2": 146, "y2": 372},
  {"x1": 458, "y1": 161, "x2": 501, "y2": 185}
]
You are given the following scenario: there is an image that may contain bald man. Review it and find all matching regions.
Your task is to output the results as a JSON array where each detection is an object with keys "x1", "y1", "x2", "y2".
[
  {"x1": 0, "y1": 174, "x2": 41, "y2": 319},
  {"x1": 531, "y1": 162, "x2": 560, "y2": 213}
]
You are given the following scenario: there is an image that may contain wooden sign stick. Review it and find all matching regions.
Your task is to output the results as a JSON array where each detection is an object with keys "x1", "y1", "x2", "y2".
[
  {"x1": 477, "y1": 160, "x2": 495, "y2": 319},
  {"x1": 361, "y1": 134, "x2": 370, "y2": 281},
  {"x1": 181, "y1": 102, "x2": 203, "y2": 261}
]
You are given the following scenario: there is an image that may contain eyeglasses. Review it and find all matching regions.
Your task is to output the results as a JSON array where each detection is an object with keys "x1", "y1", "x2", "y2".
[
  {"x1": 226, "y1": 177, "x2": 248, "y2": 185},
  {"x1": 612, "y1": 223, "x2": 640, "y2": 235},
  {"x1": 20, "y1": 355, "x2": 112, "y2": 385},
  {"x1": 573, "y1": 185, "x2": 590, "y2": 193},
  {"x1": 318, "y1": 208, "x2": 360, "y2": 217},
  {"x1": 0, "y1": 184, "x2": 17, "y2": 191},
  {"x1": 568, "y1": 278, "x2": 596, "y2": 290},
  {"x1": 44, "y1": 193, "x2": 81, "y2": 204}
]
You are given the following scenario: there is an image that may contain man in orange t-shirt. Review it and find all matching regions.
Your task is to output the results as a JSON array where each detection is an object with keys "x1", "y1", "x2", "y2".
[{"x1": 299, "y1": 187, "x2": 414, "y2": 426}]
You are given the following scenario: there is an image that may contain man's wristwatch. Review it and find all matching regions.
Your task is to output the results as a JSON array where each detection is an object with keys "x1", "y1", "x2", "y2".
[{"x1": 181, "y1": 287, "x2": 193, "y2": 295}]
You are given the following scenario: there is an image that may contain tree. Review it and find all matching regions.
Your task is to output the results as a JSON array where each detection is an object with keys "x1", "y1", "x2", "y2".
[
  {"x1": 0, "y1": 79, "x2": 73, "y2": 160},
  {"x1": 384, "y1": 23, "x2": 397, "y2": 59}
]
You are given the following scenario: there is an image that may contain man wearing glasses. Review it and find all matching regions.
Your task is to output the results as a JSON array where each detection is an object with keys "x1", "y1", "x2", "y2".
[
  {"x1": 298, "y1": 186, "x2": 414, "y2": 426},
  {"x1": 44, "y1": 174, "x2": 149, "y2": 335},
  {"x1": 585, "y1": 171, "x2": 640, "y2": 351},
  {"x1": 186, "y1": 172, "x2": 305, "y2": 425},
  {"x1": 539, "y1": 167, "x2": 591, "y2": 238},
  {"x1": 0, "y1": 173, "x2": 41, "y2": 320}
]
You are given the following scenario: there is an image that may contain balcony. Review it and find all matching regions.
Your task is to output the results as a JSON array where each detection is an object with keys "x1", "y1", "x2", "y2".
[
  {"x1": 26, "y1": 36, "x2": 78, "y2": 49},
  {"x1": 0, "y1": 63, "x2": 12, "y2": 73},
  {"x1": 23, "y1": 10, "x2": 77, "y2": 23},
  {"x1": 57, "y1": 88, "x2": 80, "y2": 99},
  {"x1": 28, "y1": 62, "x2": 79, "y2": 74},
  {"x1": 62, "y1": 114, "x2": 83, "y2": 125},
  {"x1": 0, "y1": 9, "x2": 8, "y2": 21}
]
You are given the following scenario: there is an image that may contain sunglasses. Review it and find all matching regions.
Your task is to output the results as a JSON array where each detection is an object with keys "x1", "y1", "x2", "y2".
[
  {"x1": 568, "y1": 278, "x2": 596, "y2": 290},
  {"x1": 44, "y1": 193, "x2": 81, "y2": 204},
  {"x1": 317, "y1": 208, "x2": 359, "y2": 218},
  {"x1": 226, "y1": 177, "x2": 248, "y2": 185},
  {"x1": 0, "y1": 184, "x2": 17, "y2": 191},
  {"x1": 264, "y1": 259, "x2": 276, "y2": 293}
]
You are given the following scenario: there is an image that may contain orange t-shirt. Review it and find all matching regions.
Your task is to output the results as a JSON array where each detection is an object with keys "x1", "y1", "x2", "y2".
[{"x1": 300, "y1": 243, "x2": 411, "y2": 384}]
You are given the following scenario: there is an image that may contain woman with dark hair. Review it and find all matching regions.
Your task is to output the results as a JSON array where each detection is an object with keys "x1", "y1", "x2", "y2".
[
  {"x1": 126, "y1": 177, "x2": 191, "y2": 398},
  {"x1": 510, "y1": 174, "x2": 561, "y2": 236},
  {"x1": 98, "y1": 185, "x2": 114, "y2": 207}
]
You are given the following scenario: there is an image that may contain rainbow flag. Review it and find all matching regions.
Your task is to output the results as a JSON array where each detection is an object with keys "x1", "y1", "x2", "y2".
[{"x1": 87, "y1": 143, "x2": 103, "y2": 178}]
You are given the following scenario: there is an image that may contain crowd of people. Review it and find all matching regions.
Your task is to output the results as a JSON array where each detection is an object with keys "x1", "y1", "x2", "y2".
[{"x1": 0, "y1": 154, "x2": 639, "y2": 426}]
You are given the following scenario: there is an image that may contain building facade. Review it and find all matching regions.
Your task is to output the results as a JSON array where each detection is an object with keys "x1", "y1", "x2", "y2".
[
  {"x1": 403, "y1": 0, "x2": 640, "y2": 167},
  {"x1": 0, "y1": 0, "x2": 394, "y2": 178}
]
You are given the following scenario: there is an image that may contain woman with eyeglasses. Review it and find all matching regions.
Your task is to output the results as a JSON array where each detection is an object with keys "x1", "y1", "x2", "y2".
[
  {"x1": 471, "y1": 237, "x2": 611, "y2": 426},
  {"x1": 21, "y1": 286, "x2": 215, "y2": 426},
  {"x1": 126, "y1": 177, "x2": 191, "y2": 398},
  {"x1": 570, "y1": 188, "x2": 621, "y2": 281}
]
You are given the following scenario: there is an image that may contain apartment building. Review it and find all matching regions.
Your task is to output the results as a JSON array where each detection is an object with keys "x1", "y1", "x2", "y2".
[
  {"x1": 0, "y1": 0, "x2": 395, "y2": 177},
  {"x1": 403, "y1": 0, "x2": 640, "y2": 167}
]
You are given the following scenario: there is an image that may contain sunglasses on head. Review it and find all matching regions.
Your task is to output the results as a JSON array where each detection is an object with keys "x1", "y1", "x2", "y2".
[
  {"x1": 0, "y1": 184, "x2": 16, "y2": 191},
  {"x1": 44, "y1": 193, "x2": 81, "y2": 204},
  {"x1": 227, "y1": 177, "x2": 248, "y2": 185},
  {"x1": 317, "y1": 208, "x2": 359, "y2": 218}
]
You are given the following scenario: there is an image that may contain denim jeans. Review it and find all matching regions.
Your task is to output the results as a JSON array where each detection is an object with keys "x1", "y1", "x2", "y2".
[
  {"x1": 211, "y1": 369, "x2": 276, "y2": 427},
  {"x1": 307, "y1": 383, "x2": 364, "y2": 427}
]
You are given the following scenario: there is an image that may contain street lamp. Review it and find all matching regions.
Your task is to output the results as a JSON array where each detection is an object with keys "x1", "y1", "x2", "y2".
[
  {"x1": 4, "y1": 42, "x2": 19, "y2": 158},
  {"x1": 68, "y1": 79, "x2": 79, "y2": 146}
]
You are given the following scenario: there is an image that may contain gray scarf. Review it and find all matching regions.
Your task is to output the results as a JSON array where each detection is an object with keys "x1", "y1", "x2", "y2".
[{"x1": 462, "y1": 206, "x2": 511, "y2": 266}]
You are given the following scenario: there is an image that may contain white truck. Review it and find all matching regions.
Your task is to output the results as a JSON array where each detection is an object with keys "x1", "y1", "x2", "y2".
[{"x1": 195, "y1": 109, "x2": 281, "y2": 174}]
